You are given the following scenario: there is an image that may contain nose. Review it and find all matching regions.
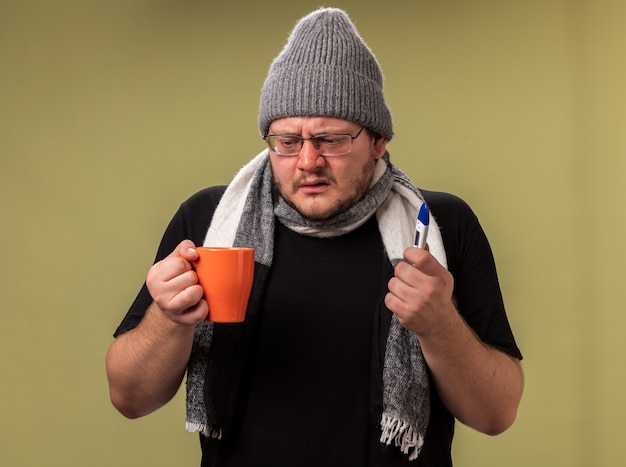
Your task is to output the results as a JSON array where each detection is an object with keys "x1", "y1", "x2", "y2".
[{"x1": 296, "y1": 139, "x2": 325, "y2": 171}]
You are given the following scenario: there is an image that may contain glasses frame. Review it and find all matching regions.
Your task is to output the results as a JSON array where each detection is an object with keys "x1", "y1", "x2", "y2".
[{"x1": 263, "y1": 126, "x2": 365, "y2": 157}]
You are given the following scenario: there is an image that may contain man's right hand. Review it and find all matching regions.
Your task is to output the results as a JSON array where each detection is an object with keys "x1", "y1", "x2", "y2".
[{"x1": 146, "y1": 239, "x2": 209, "y2": 326}]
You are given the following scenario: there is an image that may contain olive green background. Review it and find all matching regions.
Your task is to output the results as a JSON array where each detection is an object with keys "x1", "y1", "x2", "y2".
[{"x1": 1, "y1": 0, "x2": 625, "y2": 466}]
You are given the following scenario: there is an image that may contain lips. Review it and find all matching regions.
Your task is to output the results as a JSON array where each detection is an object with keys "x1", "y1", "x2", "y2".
[{"x1": 299, "y1": 179, "x2": 330, "y2": 194}]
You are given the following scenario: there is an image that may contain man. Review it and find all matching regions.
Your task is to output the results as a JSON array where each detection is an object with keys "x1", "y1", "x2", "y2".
[{"x1": 106, "y1": 7, "x2": 523, "y2": 466}]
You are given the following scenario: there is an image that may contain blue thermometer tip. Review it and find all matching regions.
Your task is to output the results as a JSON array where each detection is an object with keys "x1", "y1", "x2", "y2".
[
  {"x1": 414, "y1": 202, "x2": 430, "y2": 248},
  {"x1": 417, "y1": 202, "x2": 430, "y2": 226}
]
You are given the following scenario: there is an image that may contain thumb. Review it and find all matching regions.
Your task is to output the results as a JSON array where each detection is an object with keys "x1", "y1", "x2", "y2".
[{"x1": 174, "y1": 239, "x2": 199, "y2": 262}]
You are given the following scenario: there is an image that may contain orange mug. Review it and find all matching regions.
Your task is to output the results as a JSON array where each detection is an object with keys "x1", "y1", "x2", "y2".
[{"x1": 193, "y1": 247, "x2": 255, "y2": 323}]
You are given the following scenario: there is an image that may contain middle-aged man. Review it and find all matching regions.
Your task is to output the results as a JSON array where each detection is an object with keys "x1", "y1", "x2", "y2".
[{"x1": 107, "y1": 7, "x2": 524, "y2": 467}]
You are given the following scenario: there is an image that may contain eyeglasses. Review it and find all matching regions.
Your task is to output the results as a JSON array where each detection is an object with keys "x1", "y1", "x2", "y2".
[{"x1": 263, "y1": 127, "x2": 365, "y2": 157}]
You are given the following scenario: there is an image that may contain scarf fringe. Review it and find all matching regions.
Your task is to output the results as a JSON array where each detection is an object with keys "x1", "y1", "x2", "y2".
[
  {"x1": 379, "y1": 413, "x2": 425, "y2": 461},
  {"x1": 185, "y1": 421, "x2": 222, "y2": 439}
]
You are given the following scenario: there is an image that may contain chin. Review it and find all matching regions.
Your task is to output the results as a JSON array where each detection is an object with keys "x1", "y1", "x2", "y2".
[
  {"x1": 296, "y1": 200, "x2": 350, "y2": 221},
  {"x1": 300, "y1": 210, "x2": 334, "y2": 221},
  {"x1": 281, "y1": 188, "x2": 354, "y2": 221}
]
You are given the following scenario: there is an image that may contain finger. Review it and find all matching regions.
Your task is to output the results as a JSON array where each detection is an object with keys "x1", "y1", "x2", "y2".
[
  {"x1": 393, "y1": 260, "x2": 425, "y2": 288},
  {"x1": 150, "y1": 255, "x2": 193, "y2": 284},
  {"x1": 156, "y1": 292, "x2": 208, "y2": 326},
  {"x1": 163, "y1": 269, "x2": 199, "y2": 294},
  {"x1": 175, "y1": 298, "x2": 209, "y2": 325},
  {"x1": 173, "y1": 239, "x2": 199, "y2": 262},
  {"x1": 388, "y1": 274, "x2": 421, "y2": 306},
  {"x1": 403, "y1": 246, "x2": 442, "y2": 276},
  {"x1": 384, "y1": 288, "x2": 415, "y2": 318},
  {"x1": 165, "y1": 283, "x2": 204, "y2": 313}
]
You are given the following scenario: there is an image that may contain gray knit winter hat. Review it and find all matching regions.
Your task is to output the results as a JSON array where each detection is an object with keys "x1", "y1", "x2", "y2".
[{"x1": 258, "y1": 8, "x2": 393, "y2": 140}]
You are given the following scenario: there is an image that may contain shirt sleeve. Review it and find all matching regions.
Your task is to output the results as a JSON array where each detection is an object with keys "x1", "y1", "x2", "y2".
[
  {"x1": 113, "y1": 186, "x2": 227, "y2": 337},
  {"x1": 422, "y1": 190, "x2": 522, "y2": 360}
]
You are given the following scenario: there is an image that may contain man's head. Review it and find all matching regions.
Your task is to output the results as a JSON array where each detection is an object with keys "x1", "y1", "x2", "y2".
[{"x1": 258, "y1": 8, "x2": 392, "y2": 220}]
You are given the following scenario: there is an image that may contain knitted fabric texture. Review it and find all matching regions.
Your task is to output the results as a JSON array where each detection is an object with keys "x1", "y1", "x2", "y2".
[
  {"x1": 185, "y1": 150, "x2": 448, "y2": 461},
  {"x1": 258, "y1": 8, "x2": 393, "y2": 140}
]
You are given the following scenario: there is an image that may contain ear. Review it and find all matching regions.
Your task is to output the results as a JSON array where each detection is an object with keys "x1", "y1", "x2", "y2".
[{"x1": 373, "y1": 136, "x2": 388, "y2": 159}]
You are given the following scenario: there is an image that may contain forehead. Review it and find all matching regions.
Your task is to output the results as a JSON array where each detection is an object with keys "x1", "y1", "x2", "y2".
[{"x1": 269, "y1": 116, "x2": 358, "y2": 134}]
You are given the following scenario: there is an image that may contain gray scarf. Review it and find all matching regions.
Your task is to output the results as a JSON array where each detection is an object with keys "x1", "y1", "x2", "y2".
[{"x1": 185, "y1": 150, "x2": 447, "y2": 461}]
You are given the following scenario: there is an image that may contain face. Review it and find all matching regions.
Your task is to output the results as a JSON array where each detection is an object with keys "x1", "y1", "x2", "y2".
[{"x1": 267, "y1": 116, "x2": 388, "y2": 220}]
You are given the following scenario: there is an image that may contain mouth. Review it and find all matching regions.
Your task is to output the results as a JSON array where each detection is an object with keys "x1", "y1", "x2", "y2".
[{"x1": 298, "y1": 179, "x2": 330, "y2": 194}]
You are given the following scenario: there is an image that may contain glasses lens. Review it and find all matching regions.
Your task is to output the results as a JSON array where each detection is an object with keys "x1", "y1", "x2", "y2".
[
  {"x1": 316, "y1": 135, "x2": 351, "y2": 156},
  {"x1": 266, "y1": 135, "x2": 299, "y2": 156}
]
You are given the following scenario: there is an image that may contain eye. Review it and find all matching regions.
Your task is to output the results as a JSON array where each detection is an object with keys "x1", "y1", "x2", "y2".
[
  {"x1": 275, "y1": 136, "x2": 301, "y2": 148},
  {"x1": 318, "y1": 135, "x2": 344, "y2": 145}
]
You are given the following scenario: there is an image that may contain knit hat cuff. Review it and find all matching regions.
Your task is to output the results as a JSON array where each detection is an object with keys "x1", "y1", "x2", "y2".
[{"x1": 259, "y1": 64, "x2": 393, "y2": 140}]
